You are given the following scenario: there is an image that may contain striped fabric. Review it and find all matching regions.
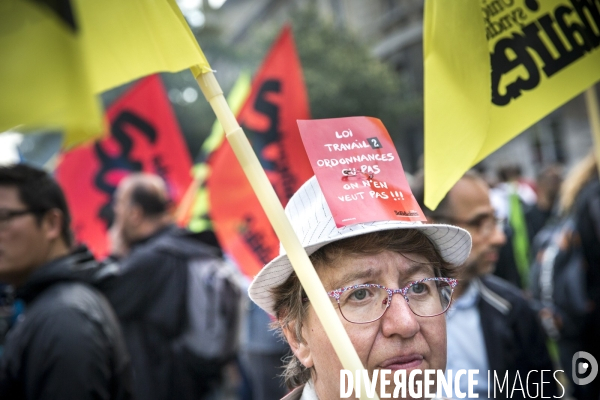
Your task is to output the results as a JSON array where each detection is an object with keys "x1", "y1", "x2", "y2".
[{"x1": 249, "y1": 176, "x2": 472, "y2": 316}]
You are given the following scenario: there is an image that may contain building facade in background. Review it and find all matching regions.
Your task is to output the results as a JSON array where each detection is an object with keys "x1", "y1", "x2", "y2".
[{"x1": 206, "y1": 0, "x2": 593, "y2": 178}]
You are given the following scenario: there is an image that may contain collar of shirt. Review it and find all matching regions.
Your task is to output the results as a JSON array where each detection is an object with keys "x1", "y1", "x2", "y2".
[
  {"x1": 448, "y1": 280, "x2": 480, "y2": 315},
  {"x1": 299, "y1": 380, "x2": 318, "y2": 400}
]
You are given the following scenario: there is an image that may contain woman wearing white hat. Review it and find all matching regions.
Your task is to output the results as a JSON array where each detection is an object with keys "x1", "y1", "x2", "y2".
[{"x1": 249, "y1": 176, "x2": 471, "y2": 399}]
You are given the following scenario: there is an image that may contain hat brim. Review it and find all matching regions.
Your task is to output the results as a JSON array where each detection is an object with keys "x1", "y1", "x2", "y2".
[{"x1": 249, "y1": 221, "x2": 471, "y2": 316}]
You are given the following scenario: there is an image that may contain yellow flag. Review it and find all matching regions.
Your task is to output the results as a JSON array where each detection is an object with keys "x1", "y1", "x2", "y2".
[
  {"x1": 424, "y1": 0, "x2": 600, "y2": 209},
  {"x1": 74, "y1": 0, "x2": 211, "y2": 93},
  {"x1": 0, "y1": 0, "x2": 103, "y2": 147},
  {"x1": 1, "y1": 0, "x2": 212, "y2": 148}
]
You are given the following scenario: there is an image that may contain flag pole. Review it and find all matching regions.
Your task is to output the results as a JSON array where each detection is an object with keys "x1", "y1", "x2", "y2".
[
  {"x1": 195, "y1": 70, "x2": 377, "y2": 400},
  {"x1": 585, "y1": 85, "x2": 600, "y2": 176}
]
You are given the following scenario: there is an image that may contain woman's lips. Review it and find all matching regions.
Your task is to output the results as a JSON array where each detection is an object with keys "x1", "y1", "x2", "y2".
[{"x1": 379, "y1": 354, "x2": 424, "y2": 371}]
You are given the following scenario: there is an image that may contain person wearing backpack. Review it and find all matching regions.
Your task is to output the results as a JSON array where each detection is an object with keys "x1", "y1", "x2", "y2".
[{"x1": 100, "y1": 173, "x2": 241, "y2": 400}]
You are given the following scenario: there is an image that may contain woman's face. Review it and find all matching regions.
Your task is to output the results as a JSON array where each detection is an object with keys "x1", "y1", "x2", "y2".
[{"x1": 285, "y1": 250, "x2": 447, "y2": 400}]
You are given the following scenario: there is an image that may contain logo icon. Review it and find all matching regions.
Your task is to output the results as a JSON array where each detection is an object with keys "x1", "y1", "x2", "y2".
[{"x1": 572, "y1": 351, "x2": 598, "y2": 385}]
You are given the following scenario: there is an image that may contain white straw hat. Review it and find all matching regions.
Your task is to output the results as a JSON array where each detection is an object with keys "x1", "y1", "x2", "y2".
[{"x1": 248, "y1": 176, "x2": 471, "y2": 316}]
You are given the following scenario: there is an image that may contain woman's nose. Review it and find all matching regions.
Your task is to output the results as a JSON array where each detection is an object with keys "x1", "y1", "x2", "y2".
[{"x1": 380, "y1": 293, "x2": 420, "y2": 339}]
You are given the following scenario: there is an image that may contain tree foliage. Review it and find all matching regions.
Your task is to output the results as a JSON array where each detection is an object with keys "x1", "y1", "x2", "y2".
[
  {"x1": 99, "y1": 5, "x2": 422, "y2": 163},
  {"x1": 290, "y1": 7, "x2": 413, "y2": 139}
]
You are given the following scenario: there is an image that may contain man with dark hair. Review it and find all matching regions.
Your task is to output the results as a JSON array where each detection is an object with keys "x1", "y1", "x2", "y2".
[
  {"x1": 412, "y1": 171, "x2": 557, "y2": 399},
  {"x1": 0, "y1": 164, "x2": 132, "y2": 400},
  {"x1": 102, "y1": 173, "x2": 237, "y2": 400}
]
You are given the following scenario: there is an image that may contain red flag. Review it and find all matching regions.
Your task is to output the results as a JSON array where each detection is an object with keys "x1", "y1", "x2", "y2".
[
  {"x1": 56, "y1": 75, "x2": 192, "y2": 258},
  {"x1": 208, "y1": 26, "x2": 312, "y2": 277}
]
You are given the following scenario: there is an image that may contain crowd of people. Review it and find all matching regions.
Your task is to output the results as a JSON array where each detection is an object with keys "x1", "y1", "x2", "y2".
[{"x1": 0, "y1": 151, "x2": 598, "y2": 399}]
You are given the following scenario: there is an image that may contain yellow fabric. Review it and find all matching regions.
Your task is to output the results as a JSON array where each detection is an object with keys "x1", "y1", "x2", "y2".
[
  {"x1": 0, "y1": 0, "x2": 103, "y2": 148},
  {"x1": 74, "y1": 0, "x2": 211, "y2": 93},
  {"x1": 424, "y1": 0, "x2": 490, "y2": 210},
  {"x1": 1, "y1": 0, "x2": 211, "y2": 148},
  {"x1": 424, "y1": 0, "x2": 600, "y2": 209},
  {"x1": 188, "y1": 71, "x2": 251, "y2": 233}
]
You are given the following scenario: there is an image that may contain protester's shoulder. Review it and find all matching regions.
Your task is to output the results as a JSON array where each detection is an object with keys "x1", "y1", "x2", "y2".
[
  {"x1": 122, "y1": 232, "x2": 182, "y2": 269},
  {"x1": 4, "y1": 288, "x2": 112, "y2": 362},
  {"x1": 574, "y1": 178, "x2": 600, "y2": 214},
  {"x1": 479, "y1": 274, "x2": 530, "y2": 308},
  {"x1": 136, "y1": 227, "x2": 216, "y2": 257},
  {"x1": 26, "y1": 281, "x2": 114, "y2": 329},
  {"x1": 579, "y1": 178, "x2": 600, "y2": 198},
  {"x1": 158, "y1": 227, "x2": 221, "y2": 255}
]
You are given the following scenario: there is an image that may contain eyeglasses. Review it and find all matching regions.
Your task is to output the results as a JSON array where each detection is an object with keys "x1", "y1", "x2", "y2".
[
  {"x1": 0, "y1": 209, "x2": 37, "y2": 226},
  {"x1": 437, "y1": 214, "x2": 504, "y2": 237},
  {"x1": 327, "y1": 277, "x2": 457, "y2": 324}
]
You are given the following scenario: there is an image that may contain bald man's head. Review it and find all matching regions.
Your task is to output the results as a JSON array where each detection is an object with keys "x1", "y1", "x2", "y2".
[
  {"x1": 413, "y1": 170, "x2": 506, "y2": 284},
  {"x1": 118, "y1": 174, "x2": 170, "y2": 217},
  {"x1": 112, "y1": 174, "x2": 173, "y2": 249}
]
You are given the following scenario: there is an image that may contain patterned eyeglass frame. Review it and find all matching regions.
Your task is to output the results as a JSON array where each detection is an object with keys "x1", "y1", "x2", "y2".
[{"x1": 327, "y1": 277, "x2": 458, "y2": 324}]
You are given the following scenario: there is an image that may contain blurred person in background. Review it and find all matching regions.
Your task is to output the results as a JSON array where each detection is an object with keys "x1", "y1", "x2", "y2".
[
  {"x1": 490, "y1": 165, "x2": 538, "y2": 220},
  {"x1": 239, "y1": 297, "x2": 289, "y2": 400},
  {"x1": 413, "y1": 171, "x2": 556, "y2": 399},
  {"x1": 550, "y1": 151, "x2": 600, "y2": 399},
  {"x1": 100, "y1": 173, "x2": 241, "y2": 400},
  {"x1": 0, "y1": 164, "x2": 132, "y2": 400},
  {"x1": 492, "y1": 165, "x2": 536, "y2": 289},
  {"x1": 525, "y1": 165, "x2": 563, "y2": 244},
  {"x1": 495, "y1": 165, "x2": 564, "y2": 288}
]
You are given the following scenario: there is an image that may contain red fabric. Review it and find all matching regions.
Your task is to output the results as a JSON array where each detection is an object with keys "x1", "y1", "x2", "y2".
[
  {"x1": 56, "y1": 75, "x2": 192, "y2": 258},
  {"x1": 207, "y1": 26, "x2": 313, "y2": 277}
]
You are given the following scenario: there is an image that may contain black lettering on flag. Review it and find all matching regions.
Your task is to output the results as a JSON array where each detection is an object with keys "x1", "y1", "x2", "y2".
[
  {"x1": 571, "y1": 0, "x2": 600, "y2": 48},
  {"x1": 537, "y1": 13, "x2": 583, "y2": 68},
  {"x1": 241, "y1": 215, "x2": 275, "y2": 265},
  {"x1": 491, "y1": 34, "x2": 540, "y2": 106},
  {"x1": 94, "y1": 111, "x2": 157, "y2": 228},
  {"x1": 242, "y1": 80, "x2": 281, "y2": 172},
  {"x1": 491, "y1": 0, "x2": 600, "y2": 106},
  {"x1": 555, "y1": 5, "x2": 595, "y2": 53},
  {"x1": 241, "y1": 79, "x2": 297, "y2": 200}
]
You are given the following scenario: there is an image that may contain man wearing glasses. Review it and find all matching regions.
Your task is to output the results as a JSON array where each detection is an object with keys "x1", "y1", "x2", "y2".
[
  {"x1": 0, "y1": 164, "x2": 132, "y2": 400},
  {"x1": 413, "y1": 171, "x2": 557, "y2": 399}
]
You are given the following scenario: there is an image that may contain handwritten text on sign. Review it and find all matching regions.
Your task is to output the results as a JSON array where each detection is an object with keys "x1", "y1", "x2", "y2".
[{"x1": 298, "y1": 117, "x2": 425, "y2": 227}]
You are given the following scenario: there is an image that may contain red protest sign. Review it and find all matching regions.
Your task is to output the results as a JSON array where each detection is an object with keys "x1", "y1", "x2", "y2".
[
  {"x1": 298, "y1": 116, "x2": 425, "y2": 227},
  {"x1": 207, "y1": 26, "x2": 312, "y2": 277},
  {"x1": 56, "y1": 75, "x2": 192, "y2": 258}
]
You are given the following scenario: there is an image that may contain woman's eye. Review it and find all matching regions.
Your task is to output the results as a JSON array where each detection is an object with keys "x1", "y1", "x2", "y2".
[
  {"x1": 411, "y1": 283, "x2": 426, "y2": 294},
  {"x1": 351, "y1": 289, "x2": 368, "y2": 300}
]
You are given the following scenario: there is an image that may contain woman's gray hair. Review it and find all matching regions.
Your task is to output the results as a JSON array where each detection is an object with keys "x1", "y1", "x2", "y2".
[{"x1": 269, "y1": 229, "x2": 457, "y2": 389}]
